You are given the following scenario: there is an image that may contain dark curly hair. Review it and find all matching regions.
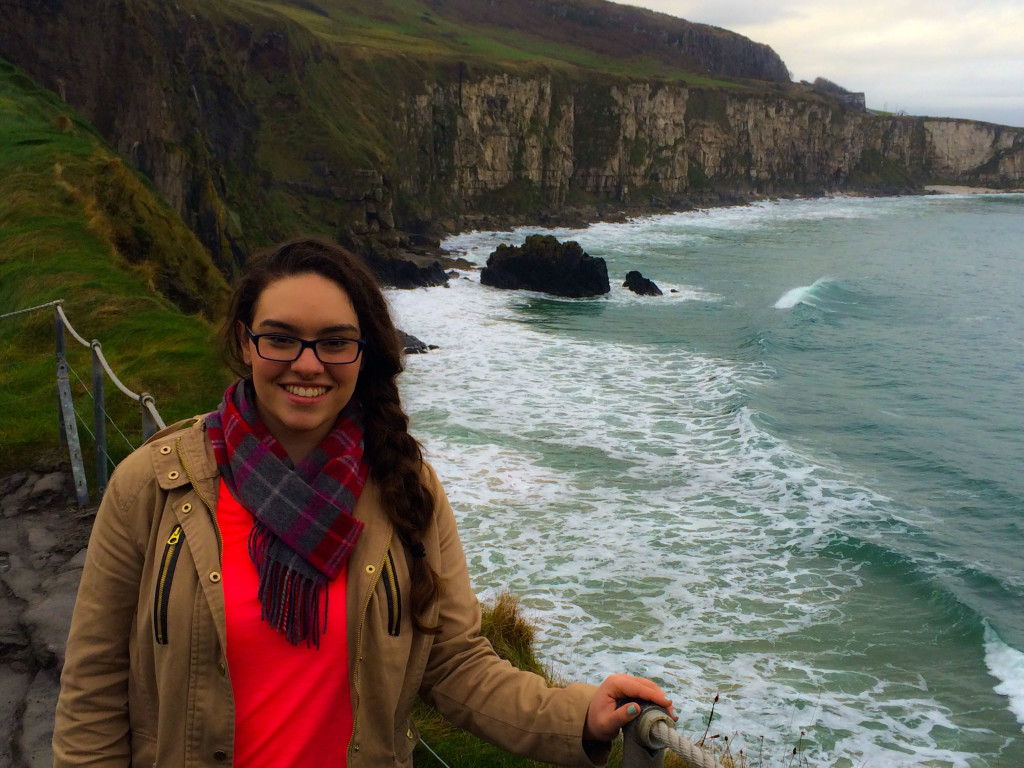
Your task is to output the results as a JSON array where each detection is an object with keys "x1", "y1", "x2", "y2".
[{"x1": 220, "y1": 237, "x2": 441, "y2": 632}]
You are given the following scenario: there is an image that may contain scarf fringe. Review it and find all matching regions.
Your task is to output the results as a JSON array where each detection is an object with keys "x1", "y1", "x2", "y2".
[{"x1": 250, "y1": 522, "x2": 329, "y2": 648}]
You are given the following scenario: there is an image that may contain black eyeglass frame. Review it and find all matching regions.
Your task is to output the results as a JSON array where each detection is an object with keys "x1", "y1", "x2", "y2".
[{"x1": 244, "y1": 325, "x2": 366, "y2": 365}]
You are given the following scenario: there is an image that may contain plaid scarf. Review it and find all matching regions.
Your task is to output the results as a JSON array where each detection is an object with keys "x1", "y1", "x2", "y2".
[{"x1": 205, "y1": 378, "x2": 367, "y2": 647}]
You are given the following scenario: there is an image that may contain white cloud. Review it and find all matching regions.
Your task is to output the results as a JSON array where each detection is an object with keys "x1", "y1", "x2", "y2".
[{"x1": 610, "y1": 0, "x2": 1024, "y2": 126}]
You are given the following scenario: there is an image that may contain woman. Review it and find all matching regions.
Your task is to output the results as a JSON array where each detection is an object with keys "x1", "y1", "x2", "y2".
[{"x1": 53, "y1": 238, "x2": 673, "y2": 767}]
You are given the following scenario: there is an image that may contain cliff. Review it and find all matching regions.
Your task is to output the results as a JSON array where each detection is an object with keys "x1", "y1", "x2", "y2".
[{"x1": 2, "y1": 0, "x2": 1021, "y2": 260}]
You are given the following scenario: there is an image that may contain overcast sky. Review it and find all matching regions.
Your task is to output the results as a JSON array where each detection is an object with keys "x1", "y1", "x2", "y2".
[{"x1": 610, "y1": 0, "x2": 1024, "y2": 127}]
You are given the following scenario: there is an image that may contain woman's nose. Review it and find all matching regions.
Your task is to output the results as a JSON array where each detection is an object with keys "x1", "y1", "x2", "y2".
[{"x1": 291, "y1": 345, "x2": 324, "y2": 373}]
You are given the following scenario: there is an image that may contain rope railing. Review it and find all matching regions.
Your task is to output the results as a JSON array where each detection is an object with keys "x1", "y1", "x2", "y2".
[
  {"x1": 621, "y1": 701, "x2": 720, "y2": 768},
  {"x1": 1, "y1": 299, "x2": 166, "y2": 505}
]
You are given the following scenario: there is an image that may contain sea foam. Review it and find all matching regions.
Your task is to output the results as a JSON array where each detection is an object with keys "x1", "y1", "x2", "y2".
[{"x1": 985, "y1": 624, "x2": 1024, "y2": 729}]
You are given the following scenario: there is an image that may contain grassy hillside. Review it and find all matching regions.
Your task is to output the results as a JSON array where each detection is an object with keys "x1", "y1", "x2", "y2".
[
  {"x1": 225, "y1": 0, "x2": 783, "y2": 82},
  {"x1": 0, "y1": 59, "x2": 233, "y2": 474}
]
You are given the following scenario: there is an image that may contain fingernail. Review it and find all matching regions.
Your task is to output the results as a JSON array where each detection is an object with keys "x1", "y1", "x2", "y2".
[{"x1": 627, "y1": 704, "x2": 638, "y2": 716}]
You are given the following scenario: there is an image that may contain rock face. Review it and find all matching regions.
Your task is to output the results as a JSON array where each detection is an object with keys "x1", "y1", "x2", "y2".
[
  {"x1": 0, "y1": 469, "x2": 93, "y2": 768},
  {"x1": 481, "y1": 235, "x2": 610, "y2": 297},
  {"x1": 1, "y1": 1, "x2": 1023, "y2": 261},
  {"x1": 359, "y1": 251, "x2": 449, "y2": 289},
  {"x1": 623, "y1": 271, "x2": 663, "y2": 296}
]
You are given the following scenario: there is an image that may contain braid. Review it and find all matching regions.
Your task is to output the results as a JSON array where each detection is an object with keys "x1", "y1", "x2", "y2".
[{"x1": 361, "y1": 376, "x2": 443, "y2": 633}]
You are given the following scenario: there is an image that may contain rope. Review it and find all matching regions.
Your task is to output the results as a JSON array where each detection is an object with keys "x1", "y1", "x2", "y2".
[
  {"x1": 417, "y1": 738, "x2": 453, "y2": 768},
  {"x1": 650, "y1": 720, "x2": 720, "y2": 768},
  {"x1": 624, "y1": 704, "x2": 721, "y2": 768},
  {"x1": 0, "y1": 299, "x2": 63, "y2": 320},
  {"x1": 55, "y1": 303, "x2": 166, "y2": 429},
  {"x1": 54, "y1": 303, "x2": 90, "y2": 347}
]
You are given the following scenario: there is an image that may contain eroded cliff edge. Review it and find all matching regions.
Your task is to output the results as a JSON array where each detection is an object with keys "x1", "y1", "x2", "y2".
[{"x1": 2, "y1": 0, "x2": 1021, "y2": 262}]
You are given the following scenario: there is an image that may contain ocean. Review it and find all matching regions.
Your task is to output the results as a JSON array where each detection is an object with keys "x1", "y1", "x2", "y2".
[{"x1": 386, "y1": 193, "x2": 1024, "y2": 767}]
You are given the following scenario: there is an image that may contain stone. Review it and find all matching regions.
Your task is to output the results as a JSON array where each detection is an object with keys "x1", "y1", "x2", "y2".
[
  {"x1": 1, "y1": 481, "x2": 32, "y2": 518},
  {"x1": 66, "y1": 549, "x2": 88, "y2": 570},
  {"x1": 623, "y1": 270, "x2": 663, "y2": 296},
  {"x1": 364, "y1": 254, "x2": 448, "y2": 288},
  {"x1": 480, "y1": 235, "x2": 610, "y2": 298},
  {"x1": 23, "y1": 570, "x2": 82, "y2": 669},
  {"x1": 0, "y1": 667, "x2": 32, "y2": 767},
  {"x1": 26, "y1": 527, "x2": 58, "y2": 554},
  {"x1": 0, "y1": 595, "x2": 27, "y2": 651},
  {"x1": 30, "y1": 472, "x2": 68, "y2": 503},
  {"x1": 398, "y1": 331, "x2": 430, "y2": 355},
  {"x1": 19, "y1": 670, "x2": 59, "y2": 768}
]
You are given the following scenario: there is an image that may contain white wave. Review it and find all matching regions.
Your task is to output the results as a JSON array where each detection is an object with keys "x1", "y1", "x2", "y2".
[
  {"x1": 985, "y1": 624, "x2": 1024, "y2": 730},
  {"x1": 773, "y1": 277, "x2": 834, "y2": 309}
]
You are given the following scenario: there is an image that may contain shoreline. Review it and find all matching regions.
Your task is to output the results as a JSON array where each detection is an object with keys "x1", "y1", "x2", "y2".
[
  {"x1": 924, "y1": 184, "x2": 1024, "y2": 194},
  {"x1": 437, "y1": 184, "x2": 1021, "y2": 242}
]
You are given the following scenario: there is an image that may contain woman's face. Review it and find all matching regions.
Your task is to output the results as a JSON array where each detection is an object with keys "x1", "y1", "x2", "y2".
[{"x1": 241, "y1": 272, "x2": 363, "y2": 460}]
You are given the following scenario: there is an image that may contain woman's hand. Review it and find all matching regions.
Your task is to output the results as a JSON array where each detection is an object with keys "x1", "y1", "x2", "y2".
[{"x1": 582, "y1": 673, "x2": 677, "y2": 742}]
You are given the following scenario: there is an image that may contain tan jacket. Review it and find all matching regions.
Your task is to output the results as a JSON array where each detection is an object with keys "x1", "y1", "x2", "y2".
[{"x1": 53, "y1": 417, "x2": 603, "y2": 767}]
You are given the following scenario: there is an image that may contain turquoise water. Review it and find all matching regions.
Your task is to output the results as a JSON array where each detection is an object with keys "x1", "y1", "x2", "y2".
[{"x1": 387, "y1": 194, "x2": 1024, "y2": 767}]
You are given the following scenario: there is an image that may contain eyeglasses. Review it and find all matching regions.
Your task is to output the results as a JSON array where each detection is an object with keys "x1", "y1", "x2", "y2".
[{"x1": 244, "y1": 326, "x2": 366, "y2": 365}]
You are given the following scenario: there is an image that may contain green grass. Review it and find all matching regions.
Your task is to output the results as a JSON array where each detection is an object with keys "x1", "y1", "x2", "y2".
[
  {"x1": 0, "y1": 61, "x2": 233, "y2": 474},
  {"x1": 225, "y1": 0, "x2": 756, "y2": 90}
]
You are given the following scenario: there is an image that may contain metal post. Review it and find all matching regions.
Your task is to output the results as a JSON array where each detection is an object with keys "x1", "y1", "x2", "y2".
[
  {"x1": 140, "y1": 393, "x2": 159, "y2": 440},
  {"x1": 621, "y1": 701, "x2": 671, "y2": 768},
  {"x1": 57, "y1": 357, "x2": 90, "y2": 506},
  {"x1": 55, "y1": 306, "x2": 67, "y2": 447},
  {"x1": 91, "y1": 342, "x2": 108, "y2": 498}
]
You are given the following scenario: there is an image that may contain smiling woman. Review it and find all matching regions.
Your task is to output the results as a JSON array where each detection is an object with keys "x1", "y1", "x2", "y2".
[
  {"x1": 52, "y1": 237, "x2": 674, "y2": 768},
  {"x1": 241, "y1": 273, "x2": 365, "y2": 463}
]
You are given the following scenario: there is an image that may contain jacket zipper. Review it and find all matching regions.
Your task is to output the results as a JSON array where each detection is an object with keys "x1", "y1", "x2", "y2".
[
  {"x1": 154, "y1": 524, "x2": 184, "y2": 645},
  {"x1": 382, "y1": 548, "x2": 402, "y2": 637},
  {"x1": 349, "y1": 530, "x2": 392, "y2": 756}
]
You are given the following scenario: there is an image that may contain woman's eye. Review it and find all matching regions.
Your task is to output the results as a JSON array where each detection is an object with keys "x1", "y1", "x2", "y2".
[
  {"x1": 319, "y1": 338, "x2": 352, "y2": 352},
  {"x1": 265, "y1": 335, "x2": 296, "y2": 348}
]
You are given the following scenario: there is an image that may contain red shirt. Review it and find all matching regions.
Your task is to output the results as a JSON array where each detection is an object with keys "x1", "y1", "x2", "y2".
[{"x1": 219, "y1": 479, "x2": 353, "y2": 766}]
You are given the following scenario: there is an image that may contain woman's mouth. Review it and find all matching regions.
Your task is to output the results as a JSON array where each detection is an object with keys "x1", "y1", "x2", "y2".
[{"x1": 283, "y1": 384, "x2": 329, "y2": 398}]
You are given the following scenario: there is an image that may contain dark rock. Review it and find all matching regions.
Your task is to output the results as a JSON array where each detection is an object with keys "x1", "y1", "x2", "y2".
[
  {"x1": 337, "y1": 229, "x2": 451, "y2": 289},
  {"x1": 623, "y1": 270, "x2": 663, "y2": 296},
  {"x1": 365, "y1": 254, "x2": 448, "y2": 288},
  {"x1": 480, "y1": 235, "x2": 610, "y2": 298},
  {"x1": 398, "y1": 331, "x2": 431, "y2": 355}
]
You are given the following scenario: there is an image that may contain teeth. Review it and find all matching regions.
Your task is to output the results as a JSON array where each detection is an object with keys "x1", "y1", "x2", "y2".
[{"x1": 285, "y1": 385, "x2": 327, "y2": 398}]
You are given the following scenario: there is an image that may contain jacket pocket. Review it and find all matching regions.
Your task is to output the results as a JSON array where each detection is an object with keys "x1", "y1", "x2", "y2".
[
  {"x1": 381, "y1": 548, "x2": 402, "y2": 637},
  {"x1": 153, "y1": 524, "x2": 184, "y2": 645}
]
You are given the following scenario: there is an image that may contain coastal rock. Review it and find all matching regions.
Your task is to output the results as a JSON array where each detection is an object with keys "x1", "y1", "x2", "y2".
[
  {"x1": 362, "y1": 252, "x2": 449, "y2": 289},
  {"x1": 398, "y1": 330, "x2": 431, "y2": 355},
  {"x1": 481, "y1": 235, "x2": 610, "y2": 297},
  {"x1": 623, "y1": 270, "x2": 663, "y2": 296}
]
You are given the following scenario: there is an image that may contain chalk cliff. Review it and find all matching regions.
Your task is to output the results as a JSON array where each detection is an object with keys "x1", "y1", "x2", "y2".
[{"x1": 2, "y1": 0, "x2": 1021, "y2": 260}]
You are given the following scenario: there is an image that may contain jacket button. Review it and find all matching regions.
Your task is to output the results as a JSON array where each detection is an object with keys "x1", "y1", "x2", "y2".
[
  {"x1": 209, "y1": 572, "x2": 222, "y2": 583},
  {"x1": 213, "y1": 750, "x2": 227, "y2": 761},
  {"x1": 181, "y1": 503, "x2": 192, "y2": 514},
  {"x1": 218, "y1": 660, "x2": 227, "y2": 676},
  {"x1": 159, "y1": 445, "x2": 171, "y2": 455},
  {"x1": 407, "y1": 728, "x2": 414, "y2": 739},
  {"x1": 167, "y1": 470, "x2": 180, "y2": 481}
]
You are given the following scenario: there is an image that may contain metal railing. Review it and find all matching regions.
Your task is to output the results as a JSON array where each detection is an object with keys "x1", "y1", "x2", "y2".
[{"x1": 1, "y1": 299, "x2": 166, "y2": 505}]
